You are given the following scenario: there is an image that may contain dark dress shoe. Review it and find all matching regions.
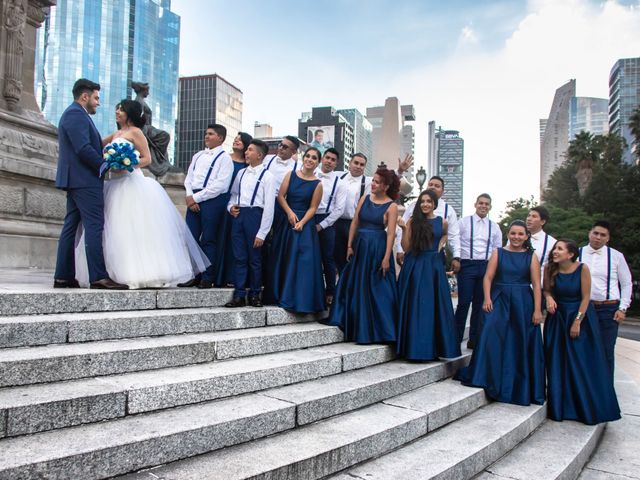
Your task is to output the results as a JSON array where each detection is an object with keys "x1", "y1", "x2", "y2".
[
  {"x1": 177, "y1": 278, "x2": 200, "y2": 288},
  {"x1": 196, "y1": 280, "x2": 213, "y2": 289},
  {"x1": 466, "y1": 339, "x2": 475, "y2": 350},
  {"x1": 225, "y1": 297, "x2": 246, "y2": 308},
  {"x1": 53, "y1": 279, "x2": 80, "y2": 288},
  {"x1": 248, "y1": 296, "x2": 263, "y2": 308},
  {"x1": 90, "y1": 278, "x2": 130, "y2": 290}
]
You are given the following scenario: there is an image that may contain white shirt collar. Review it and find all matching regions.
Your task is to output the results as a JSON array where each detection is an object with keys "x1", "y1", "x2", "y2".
[{"x1": 587, "y1": 244, "x2": 606, "y2": 254}]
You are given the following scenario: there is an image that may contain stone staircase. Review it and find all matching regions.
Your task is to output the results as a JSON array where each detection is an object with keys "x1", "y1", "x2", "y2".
[{"x1": 0, "y1": 288, "x2": 623, "y2": 479}]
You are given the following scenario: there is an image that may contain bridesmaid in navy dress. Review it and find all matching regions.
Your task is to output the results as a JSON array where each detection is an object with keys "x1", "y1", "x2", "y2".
[
  {"x1": 543, "y1": 239, "x2": 620, "y2": 424},
  {"x1": 214, "y1": 132, "x2": 251, "y2": 287},
  {"x1": 456, "y1": 220, "x2": 545, "y2": 406},
  {"x1": 397, "y1": 189, "x2": 461, "y2": 360},
  {"x1": 327, "y1": 168, "x2": 399, "y2": 343},
  {"x1": 270, "y1": 147, "x2": 325, "y2": 313}
]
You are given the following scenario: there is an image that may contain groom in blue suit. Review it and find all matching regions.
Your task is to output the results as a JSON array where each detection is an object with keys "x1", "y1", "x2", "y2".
[{"x1": 53, "y1": 79, "x2": 128, "y2": 289}]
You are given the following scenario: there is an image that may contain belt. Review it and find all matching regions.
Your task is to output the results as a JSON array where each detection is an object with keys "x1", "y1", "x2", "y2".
[{"x1": 592, "y1": 300, "x2": 619, "y2": 306}]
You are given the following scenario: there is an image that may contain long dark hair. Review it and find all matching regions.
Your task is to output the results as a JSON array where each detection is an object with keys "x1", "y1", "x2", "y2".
[
  {"x1": 375, "y1": 167, "x2": 400, "y2": 200},
  {"x1": 237, "y1": 131, "x2": 253, "y2": 154},
  {"x1": 410, "y1": 189, "x2": 438, "y2": 255},
  {"x1": 117, "y1": 99, "x2": 145, "y2": 129},
  {"x1": 508, "y1": 220, "x2": 534, "y2": 252},
  {"x1": 544, "y1": 238, "x2": 580, "y2": 290}
]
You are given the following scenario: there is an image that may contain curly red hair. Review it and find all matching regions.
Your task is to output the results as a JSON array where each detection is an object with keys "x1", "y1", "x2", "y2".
[{"x1": 375, "y1": 168, "x2": 400, "y2": 200}]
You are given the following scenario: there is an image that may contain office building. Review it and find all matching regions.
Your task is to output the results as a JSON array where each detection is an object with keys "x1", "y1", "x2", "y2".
[
  {"x1": 609, "y1": 57, "x2": 640, "y2": 164},
  {"x1": 298, "y1": 107, "x2": 353, "y2": 171},
  {"x1": 175, "y1": 74, "x2": 243, "y2": 172},
  {"x1": 569, "y1": 97, "x2": 609, "y2": 140},
  {"x1": 429, "y1": 126, "x2": 464, "y2": 215},
  {"x1": 336, "y1": 108, "x2": 373, "y2": 168},
  {"x1": 254, "y1": 122, "x2": 273, "y2": 138},
  {"x1": 35, "y1": 0, "x2": 180, "y2": 157}
]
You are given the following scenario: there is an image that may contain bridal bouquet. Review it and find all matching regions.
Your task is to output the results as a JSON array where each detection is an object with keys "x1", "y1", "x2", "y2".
[{"x1": 103, "y1": 142, "x2": 140, "y2": 172}]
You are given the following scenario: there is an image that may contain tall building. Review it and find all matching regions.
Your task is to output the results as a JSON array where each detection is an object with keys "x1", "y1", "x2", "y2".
[
  {"x1": 429, "y1": 127, "x2": 464, "y2": 215},
  {"x1": 175, "y1": 74, "x2": 243, "y2": 172},
  {"x1": 336, "y1": 108, "x2": 373, "y2": 167},
  {"x1": 609, "y1": 57, "x2": 640, "y2": 164},
  {"x1": 539, "y1": 119, "x2": 547, "y2": 144},
  {"x1": 298, "y1": 107, "x2": 354, "y2": 170},
  {"x1": 569, "y1": 97, "x2": 609, "y2": 140},
  {"x1": 254, "y1": 122, "x2": 273, "y2": 138},
  {"x1": 540, "y1": 79, "x2": 576, "y2": 196},
  {"x1": 35, "y1": 0, "x2": 180, "y2": 157}
]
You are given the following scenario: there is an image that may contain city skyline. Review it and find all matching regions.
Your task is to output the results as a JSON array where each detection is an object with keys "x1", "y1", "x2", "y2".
[{"x1": 172, "y1": 0, "x2": 640, "y2": 216}]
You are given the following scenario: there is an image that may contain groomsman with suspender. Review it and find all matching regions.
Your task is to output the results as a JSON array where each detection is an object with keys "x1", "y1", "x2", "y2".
[
  {"x1": 314, "y1": 148, "x2": 346, "y2": 305},
  {"x1": 453, "y1": 194, "x2": 502, "y2": 348},
  {"x1": 180, "y1": 124, "x2": 233, "y2": 289},
  {"x1": 579, "y1": 220, "x2": 632, "y2": 378},
  {"x1": 224, "y1": 140, "x2": 276, "y2": 308},
  {"x1": 526, "y1": 206, "x2": 556, "y2": 284}
]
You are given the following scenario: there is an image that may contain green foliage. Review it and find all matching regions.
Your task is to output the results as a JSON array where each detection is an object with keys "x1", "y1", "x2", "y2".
[{"x1": 629, "y1": 106, "x2": 640, "y2": 162}]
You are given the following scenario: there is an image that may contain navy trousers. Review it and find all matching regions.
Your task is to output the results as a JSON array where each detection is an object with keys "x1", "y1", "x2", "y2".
[
  {"x1": 185, "y1": 194, "x2": 227, "y2": 282},
  {"x1": 594, "y1": 303, "x2": 620, "y2": 379},
  {"x1": 334, "y1": 218, "x2": 352, "y2": 274},
  {"x1": 55, "y1": 187, "x2": 108, "y2": 283},
  {"x1": 454, "y1": 259, "x2": 488, "y2": 344},
  {"x1": 316, "y1": 213, "x2": 337, "y2": 296},
  {"x1": 231, "y1": 207, "x2": 264, "y2": 298}
]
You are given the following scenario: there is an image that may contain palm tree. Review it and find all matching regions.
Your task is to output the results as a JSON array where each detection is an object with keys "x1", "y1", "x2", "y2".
[
  {"x1": 629, "y1": 107, "x2": 640, "y2": 164},
  {"x1": 567, "y1": 131, "x2": 597, "y2": 195}
]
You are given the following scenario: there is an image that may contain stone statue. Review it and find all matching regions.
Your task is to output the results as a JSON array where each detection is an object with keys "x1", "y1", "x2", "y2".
[{"x1": 131, "y1": 81, "x2": 171, "y2": 177}]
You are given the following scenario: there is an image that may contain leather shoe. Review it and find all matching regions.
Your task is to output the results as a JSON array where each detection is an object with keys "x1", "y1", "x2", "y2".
[
  {"x1": 248, "y1": 296, "x2": 263, "y2": 307},
  {"x1": 196, "y1": 280, "x2": 213, "y2": 289},
  {"x1": 177, "y1": 278, "x2": 200, "y2": 288},
  {"x1": 225, "y1": 297, "x2": 246, "y2": 308},
  {"x1": 466, "y1": 339, "x2": 475, "y2": 350},
  {"x1": 90, "y1": 278, "x2": 129, "y2": 290},
  {"x1": 53, "y1": 278, "x2": 80, "y2": 289}
]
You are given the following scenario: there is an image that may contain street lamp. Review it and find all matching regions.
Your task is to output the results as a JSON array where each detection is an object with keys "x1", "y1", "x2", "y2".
[
  {"x1": 416, "y1": 166, "x2": 427, "y2": 191},
  {"x1": 378, "y1": 161, "x2": 387, "y2": 169}
]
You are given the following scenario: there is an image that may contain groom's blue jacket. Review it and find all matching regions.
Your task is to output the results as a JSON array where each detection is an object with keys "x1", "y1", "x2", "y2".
[{"x1": 55, "y1": 102, "x2": 105, "y2": 189}]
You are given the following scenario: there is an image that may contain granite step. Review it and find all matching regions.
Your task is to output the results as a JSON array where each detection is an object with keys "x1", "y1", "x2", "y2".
[
  {"x1": 476, "y1": 419, "x2": 605, "y2": 480},
  {"x1": 0, "y1": 322, "x2": 343, "y2": 387},
  {"x1": 0, "y1": 343, "x2": 395, "y2": 437},
  {"x1": 121, "y1": 379, "x2": 489, "y2": 480},
  {"x1": 329, "y1": 400, "x2": 546, "y2": 480},
  {"x1": 0, "y1": 306, "x2": 326, "y2": 348}
]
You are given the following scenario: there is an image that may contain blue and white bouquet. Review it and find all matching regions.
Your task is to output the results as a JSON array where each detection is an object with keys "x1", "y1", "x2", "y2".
[{"x1": 103, "y1": 142, "x2": 140, "y2": 172}]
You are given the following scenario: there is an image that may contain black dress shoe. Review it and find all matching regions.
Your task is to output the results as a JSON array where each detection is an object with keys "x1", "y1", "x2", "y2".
[
  {"x1": 53, "y1": 279, "x2": 81, "y2": 288},
  {"x1": 90, "y1": 278, "x2": 130, "y2": 290},
  {"x1": 196, "y1": 280, "x2": 213, "y2": 289},
  {"x1": 177, "y1": 278, "x2": 200, "y2": 288},
  {"x1": 248, "y1": 296, "x2": 263, "y2": 308},
  {"x1": 225, "y1": 297, "x2": 246, "y2": 308}
]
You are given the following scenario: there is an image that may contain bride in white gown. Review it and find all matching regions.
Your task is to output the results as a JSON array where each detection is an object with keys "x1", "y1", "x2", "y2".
[{"x1": 76, "y1": 99, "x2": 210, "y2": 288}]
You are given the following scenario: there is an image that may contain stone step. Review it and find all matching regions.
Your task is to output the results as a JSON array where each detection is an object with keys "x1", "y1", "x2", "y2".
[
  {"x1": 121, "y1": 379, "x2": 488, "y2": 480},
  {"x1": 0, "y1": 306, "x2": 326, "y2": 348},
  {"x1": 0, "y1": 343, "x2": 395, "y2": 437},
  {"x1": 476, "y1": 419, "x2": 605, "y2": 480},
  {"x1": 0, "y1": 323, "x2": 343, "y2": 387}
]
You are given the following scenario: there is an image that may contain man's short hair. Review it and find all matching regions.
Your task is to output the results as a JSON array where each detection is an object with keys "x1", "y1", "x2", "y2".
[
  {"x1": 72, "y1": 78, "x2": 100, "y2": 99},
  {"x1": 284, "y1": 135, "x2": 300, "y2": 149},
  {"x1": 429, "y1": 175, "x2": 445, "y2": 188},
  {"x1": 250, "y1": 139, "x2": 268, "y2": 158},
  {"x1": 315, "y1": 129, "x2": 324, "y2": 135},
  {"x1": 529, "y1": 206, "x2": 550, "y2": 223},
  {"x1": 592, "y1": 219, "x2": 611, "y2": 233},
  {"x1": 323, "y1": 147, "x2": 340, "y2": 160},
  {"x1": 207, "y1": 124, "x2": 227, "y2": 142},
  {"x1": 351, "y1": 152, "x2": 368, "y2": 163},
  {"x1": 476, "y1": 193, "x2": 492, "y2": 203}
]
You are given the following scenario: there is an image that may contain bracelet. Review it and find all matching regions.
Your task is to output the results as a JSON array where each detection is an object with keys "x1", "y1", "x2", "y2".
[
  {"x1": 575, "y1": 311, "x2": 583, "y2": 322},
  {"x1": 347, "y1": 245, "x2": 353, "y2": 249}
]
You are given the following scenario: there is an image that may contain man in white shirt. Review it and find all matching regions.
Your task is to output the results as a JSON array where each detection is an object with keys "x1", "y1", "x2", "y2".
[
  {"x1": 579, "y1": 220, "x2": 633, "y2": 377},
  {"x1": 526, "y1": 206, "x2": 556, "y2": 279},
  {"x1": 180, "y1": 124, "x2": 234, "y2": 289},
  {"x1": 396, "y1": 175, "x2": 460, "y2": 268},
  {"x1": 314, "y1": 148, "x2": 346, "y2": 304},
  {"x1": 453, "y1": 194, "x2": 503, "y2": 348},
  {"x1": 224, "y1": 139, "x2": 276, "y2": 308}
]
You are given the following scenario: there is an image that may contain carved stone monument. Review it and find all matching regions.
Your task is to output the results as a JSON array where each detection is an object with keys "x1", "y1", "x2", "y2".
[{"x1": 0, "y1": 0, "x2": 61, "y2": 268}]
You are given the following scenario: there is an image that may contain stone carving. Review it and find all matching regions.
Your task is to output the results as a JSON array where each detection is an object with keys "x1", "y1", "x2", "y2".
[
  {"x1": 3, "y1": 0, "x2": 28, "y2": 110},
  {"x1": 131, "y1": 81, "x2": 171, "y2": 177}
]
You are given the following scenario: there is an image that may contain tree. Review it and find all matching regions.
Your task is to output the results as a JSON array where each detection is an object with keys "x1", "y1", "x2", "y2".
[
  {"x1": 567, "y1": 131, "x2": 597, "y2": 195},
  {"x1": 629, "y1": 106, "x2": 640, "y2": 163},
  {"x1": 498, "y1": 196, "x2": 536, "y2": 237}
]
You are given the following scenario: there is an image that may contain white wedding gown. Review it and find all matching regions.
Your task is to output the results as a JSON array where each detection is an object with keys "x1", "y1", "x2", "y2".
[{"x1": 76, "y1": 138, "x2": 210, "y2": 288}]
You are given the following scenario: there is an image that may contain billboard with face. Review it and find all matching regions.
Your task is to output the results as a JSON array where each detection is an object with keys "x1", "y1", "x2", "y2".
[{"x1": 307, "y1": 126, "x2": 335, "y2": 154}]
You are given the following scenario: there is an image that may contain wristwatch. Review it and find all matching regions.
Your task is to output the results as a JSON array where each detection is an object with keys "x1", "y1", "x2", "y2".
[{"x1": 619, "y1": 308, "x2": 627, "y2": 313}]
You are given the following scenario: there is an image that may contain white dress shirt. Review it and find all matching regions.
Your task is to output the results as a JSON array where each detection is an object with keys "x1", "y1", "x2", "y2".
[
  {"x1": 397, "y1": 199, "x2": 459, "y2": 255},
  {"x1": 184, "y1": 146, "x2": 233, "y2": 203},
  {"x1": 458, "y1": 214, "x2": 502, "y2": 260},
  {"x1": 579, "y1": 244, "x2": 633, "y2": 310},
  {"x1": 264, "y1": 154, "x2": 300, "y2": 195},
  {"x1": 314, "y1": 169, "x2": 347, "y2": 230},
  {"x1": 227, "y1": 164, "x2": 277, "y2": 241},
  {"x1": 530, "y1": 230, "x2": 556, "y2": 269},
  {"x1": 336, "y1": 171, "x2": 372, "y2": 220}
]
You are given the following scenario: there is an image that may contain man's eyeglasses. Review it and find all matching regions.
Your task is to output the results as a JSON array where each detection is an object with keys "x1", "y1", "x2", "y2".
[{"x1": 278, "y1": 142, "x2": 292, "y2": 150}]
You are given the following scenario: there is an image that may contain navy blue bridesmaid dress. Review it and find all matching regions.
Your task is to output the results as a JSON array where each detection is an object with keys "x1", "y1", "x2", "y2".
[
  {"x1": 214, "y1": 159, "x2": 246, "y2": 287},
  {"x1": 544, "y1": 264, "x2": 620, "y2": 424},
  {"x1": 456, "y1": 248, "x2": 545, "y2": 406},
  {"x1": 397, "y1": 216, "x2": 461, "y2": 360},
  {"x1": 270, "y1": 172, "x2": 326, "y2": 313},
  {"x1": 327, "y1": 195, "x2": 397, "y2": 343}
]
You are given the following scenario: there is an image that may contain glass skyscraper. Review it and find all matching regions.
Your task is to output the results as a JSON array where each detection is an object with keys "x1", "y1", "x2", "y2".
[
  {"x1": 609, "y1": 57, "x2": 640, "y2": 164},
  {"x1": 430, "y1": 127, "x2": 464, "y2": 216},
  {"x1": 35, "y1": 0, "x2": 180, "y2": 161},
  {"x1": 569, "y1": 97, "x2": 609, "y2": 140}
]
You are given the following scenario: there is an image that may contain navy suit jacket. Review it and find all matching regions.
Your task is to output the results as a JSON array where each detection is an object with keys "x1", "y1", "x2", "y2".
[{"x1": 55, "y1": 102, "x2": 105, "y2": 189}]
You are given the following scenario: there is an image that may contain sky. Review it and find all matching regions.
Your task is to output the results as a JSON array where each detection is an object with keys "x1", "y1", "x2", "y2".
[{"x1": 172, "y1": 0, "x2": 640, "y2": 217}]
